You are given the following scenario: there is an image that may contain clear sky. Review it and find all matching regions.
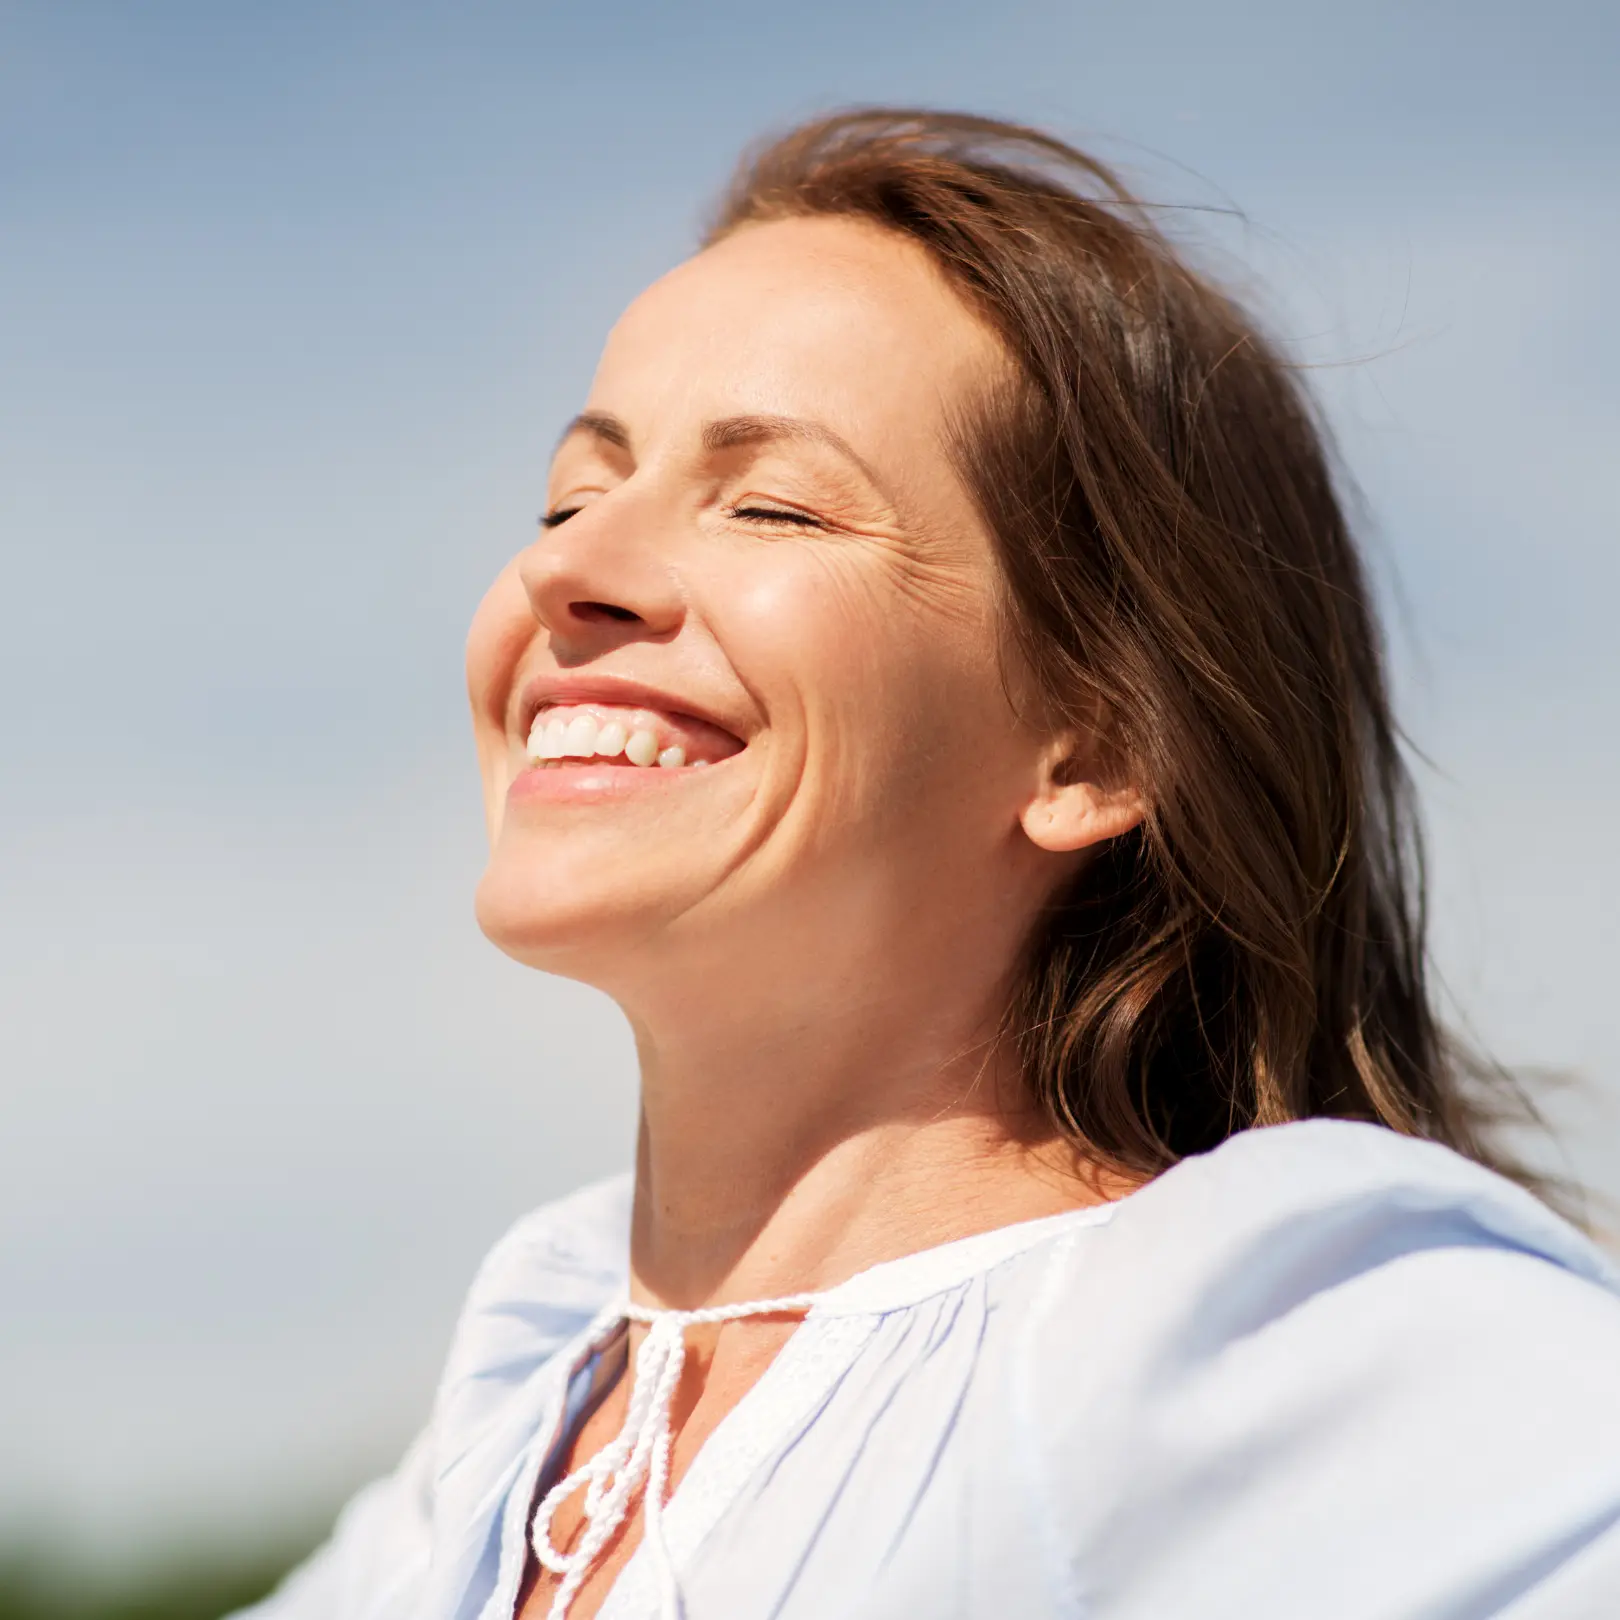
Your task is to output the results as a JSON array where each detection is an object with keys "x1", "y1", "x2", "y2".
[{"x1": 3, "y1": 0, "x2": 1617, "y2": 1563}]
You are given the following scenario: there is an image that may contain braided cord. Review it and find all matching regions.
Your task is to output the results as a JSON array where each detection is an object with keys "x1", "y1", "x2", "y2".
[{"x1": 532, "y1": 1293, "x2": 820, "y2": 1620}]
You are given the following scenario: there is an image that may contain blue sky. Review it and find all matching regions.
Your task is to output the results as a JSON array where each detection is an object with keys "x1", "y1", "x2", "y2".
[{"x1": 2, "y1": 0, "x2": 1617, "y2": 1560}]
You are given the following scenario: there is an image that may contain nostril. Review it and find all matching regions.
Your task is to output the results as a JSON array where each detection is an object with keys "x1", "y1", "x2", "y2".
[{"x1": 575, "y1": 601, "x2": 641, "y2": 624}]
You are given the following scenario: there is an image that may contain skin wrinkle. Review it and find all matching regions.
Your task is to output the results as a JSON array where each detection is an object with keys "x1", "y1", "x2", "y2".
[
  {"x1": 468, "y1": 213, "x2": 1147, "y2": 1620},
  {"x1": 557, "y1": 410, "x2": 911, "y2": 533},
  {"x1": 446, "y1": 105, "x2": 1567, "y2": 1610},
  {"x1": 461, "y1": 107, "x2": 1573, "y2": 1617}
]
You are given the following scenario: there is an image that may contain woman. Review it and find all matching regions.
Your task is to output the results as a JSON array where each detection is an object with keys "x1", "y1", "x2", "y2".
[{"x1": 243, "y1": 111, "x2": 1620, "y2": 1619}]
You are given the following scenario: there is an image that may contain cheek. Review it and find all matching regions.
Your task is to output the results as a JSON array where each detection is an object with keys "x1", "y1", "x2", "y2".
[
  {"x1": 465, "y1": 564, "x2": 536, "y2": 826},
  {"x1": 725, "y1": 552, "x2": 935, "y2": 734},
  {"x1": 719, "y1": 548, "x2": 1020, "y2": 822},
  {"x1": 466, "y1": 565, "x2": 532, "y2": 721}
]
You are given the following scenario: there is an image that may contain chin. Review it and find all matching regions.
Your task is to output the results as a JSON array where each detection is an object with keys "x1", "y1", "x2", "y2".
[
  {"x1": 473, "y1": 844, "x2": 683, "y2": 980},
  {"x1": 475, "y1": 868, "x2": 611, "y2": 975}
]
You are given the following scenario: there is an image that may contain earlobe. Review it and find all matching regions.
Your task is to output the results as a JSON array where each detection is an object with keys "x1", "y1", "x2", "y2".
[{"x1": 1019, "y1": 740, "x2": 1146, "y2": 854}]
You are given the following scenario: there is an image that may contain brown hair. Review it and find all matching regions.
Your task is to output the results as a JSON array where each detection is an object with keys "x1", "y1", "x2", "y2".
[{"x1": 708, "y1": 108, "x2": 1543, "y2": 1188}]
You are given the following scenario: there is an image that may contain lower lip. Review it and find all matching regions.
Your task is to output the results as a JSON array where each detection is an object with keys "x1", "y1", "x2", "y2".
[{"x1": 505, "y1": 759, "x2": 724, "y2": 805}]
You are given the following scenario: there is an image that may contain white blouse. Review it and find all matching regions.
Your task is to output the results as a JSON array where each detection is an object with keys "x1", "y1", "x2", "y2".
[{"x1": 237, "y1": 1120, "x2": 1620, "y2": 1619}]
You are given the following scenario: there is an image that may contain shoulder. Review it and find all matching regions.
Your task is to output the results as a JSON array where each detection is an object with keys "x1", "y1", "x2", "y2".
[
  {"x1": 1034, "y1": 1116, "x2": 1620, "y2": 1397},
  {"x1": 457, "y1": 1169, "x2": 634, "y2": 1332},
  {"x1": 224, "y1": 1178, "x2": 632, "y2": 1620},
  {"x1": 1063, "y1": 1117, "x2": 1615, "y2": 1325},
  {"x1": 1110, "y1": 1115, "x2": 1609, "y2": 1279},
  {"x1": 1024, "y1": 1122, "x2": 1620, "y2": 1616},
  {"x1": 430, "y1": 1172, "x2": 631, "y2": 1464}
]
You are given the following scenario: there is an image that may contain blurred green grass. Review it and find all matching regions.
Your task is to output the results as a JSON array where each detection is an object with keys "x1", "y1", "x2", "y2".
[{"x1": 0, "y1": 1544, "x2": 309, "y2": 1620}]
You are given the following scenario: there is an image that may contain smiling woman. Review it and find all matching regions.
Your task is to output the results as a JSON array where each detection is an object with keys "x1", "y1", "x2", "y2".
[{"x1": 236, "y1": 111, "x2": 1620, "y2": 1620}]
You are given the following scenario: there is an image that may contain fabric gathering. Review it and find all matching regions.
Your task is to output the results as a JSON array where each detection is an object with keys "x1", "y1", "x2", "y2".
[{"x1": 241, "y1": 1125, "x2": 1620, "y2": 1620}]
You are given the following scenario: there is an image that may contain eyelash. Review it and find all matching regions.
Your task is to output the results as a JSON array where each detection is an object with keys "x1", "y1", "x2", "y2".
[
  {"x1": 727, "y1": 503, "x2": 825, "y2": 530},
  {"x1": 538, "y1": 503, "x2": 826, "y2": 531}
]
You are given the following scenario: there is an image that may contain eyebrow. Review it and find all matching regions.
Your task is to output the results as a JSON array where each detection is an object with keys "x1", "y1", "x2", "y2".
[
  {"x1": 556, "y1": 410, "x2": 886, "y2": 493},
  {"x1": 557, "y1": 410, "x2": 633, "y2": 453},
  {"x1": 699, "y1": 413, "x2": 883, "y2": 488}
]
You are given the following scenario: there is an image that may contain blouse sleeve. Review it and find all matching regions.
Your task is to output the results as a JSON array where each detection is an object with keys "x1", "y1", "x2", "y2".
[
  {"x1": 226, "y1": 1172, "x2": 632, "y2": 1620},
  {"x1": 229, "y1": 1431, "x2": 435, "y2": 1620},
  {"x1": 1028, "y1": 1123, "x2": 1620, "y2": 1619}
]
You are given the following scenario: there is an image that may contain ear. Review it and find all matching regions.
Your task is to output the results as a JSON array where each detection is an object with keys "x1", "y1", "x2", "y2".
[{"x1": 1019, "y1": 733, "x2": 1146, "y2": 854}]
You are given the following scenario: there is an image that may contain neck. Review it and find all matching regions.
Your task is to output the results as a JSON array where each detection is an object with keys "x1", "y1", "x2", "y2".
[{"x1": 620, "y1": 950, "x2": 1125, "y2": 1309}]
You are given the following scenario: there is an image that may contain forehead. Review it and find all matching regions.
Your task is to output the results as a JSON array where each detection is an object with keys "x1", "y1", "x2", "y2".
[{"x1": 585, "y1": 216, "x2": 1004, "y2": 448}]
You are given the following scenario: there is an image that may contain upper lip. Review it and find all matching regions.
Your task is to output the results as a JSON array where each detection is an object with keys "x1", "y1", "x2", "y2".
[{"x1": 514, "y1": 672, "x2": 746, "y2": 747}]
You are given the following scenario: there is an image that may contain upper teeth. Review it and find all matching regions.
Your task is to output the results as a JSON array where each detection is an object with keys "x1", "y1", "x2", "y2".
[{"x1": 526, "y1": 710, "x2": 687, "y2": 769}]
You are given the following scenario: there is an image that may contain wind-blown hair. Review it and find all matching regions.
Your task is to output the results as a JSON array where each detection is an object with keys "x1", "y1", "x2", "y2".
[{"x1": 709, "y1": 108, "x2": 1541, "y2": 1188}]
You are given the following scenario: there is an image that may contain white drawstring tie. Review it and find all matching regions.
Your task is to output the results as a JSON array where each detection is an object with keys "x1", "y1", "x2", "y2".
[{"x1": 531, "y1": 1293, "x2": 820, "y2": 1620}]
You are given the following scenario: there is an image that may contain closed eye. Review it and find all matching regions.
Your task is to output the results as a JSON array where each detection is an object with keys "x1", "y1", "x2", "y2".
[
  {"x1": 728, "y1": 503, "x2": 827, "y2": 530},
  {"x1": 542, "y1": 502, "x2": 829, "y2": 531}
]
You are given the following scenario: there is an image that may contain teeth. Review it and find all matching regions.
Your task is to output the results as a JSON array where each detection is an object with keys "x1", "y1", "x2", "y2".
[
  {"x1": 563, "y1": 715, "x2": 599, "y2": 757},
  {"x1": 526, "y1": 711, "x2": 711, "y2": 768}
]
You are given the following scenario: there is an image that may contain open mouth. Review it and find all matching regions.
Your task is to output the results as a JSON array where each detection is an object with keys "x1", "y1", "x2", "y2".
[{"x1": 522, "y1": 703, "x2": 744, "y2": 772}]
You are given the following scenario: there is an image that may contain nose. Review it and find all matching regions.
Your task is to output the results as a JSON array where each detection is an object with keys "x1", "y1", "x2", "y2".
[{"x1": 517, "y1": 499, "x2": 685, "y2": 657}]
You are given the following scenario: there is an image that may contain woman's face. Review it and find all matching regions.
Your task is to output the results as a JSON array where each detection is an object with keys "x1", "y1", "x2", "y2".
[{"x1": 468, "y1": 215, "x2": 1075, "y2": 998}]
